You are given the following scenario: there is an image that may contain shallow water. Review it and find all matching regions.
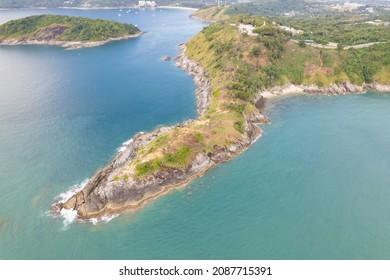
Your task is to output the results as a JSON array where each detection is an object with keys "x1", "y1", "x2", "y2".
[{"x1": 1, "y1": 9, "x2": 390, "y2": 260}]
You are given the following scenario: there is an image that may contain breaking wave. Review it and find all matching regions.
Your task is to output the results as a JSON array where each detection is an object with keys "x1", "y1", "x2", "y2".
[{"x1": 54, "y1": 179, "x2": 89, "y2": 230}]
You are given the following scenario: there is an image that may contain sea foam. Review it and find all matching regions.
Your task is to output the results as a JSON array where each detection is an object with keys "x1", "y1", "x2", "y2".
[
  {"x1": 55, "y1": 179, "x2": 121, "y2": 227},
  {"x1": 56, "y1": 178, "x2": 89, "y2": 204},
  {"x1": 55, "y1": 179, "x2": 89, "y2": 230},
  {"x1": 117, "y1": 138, "x2": 133, "y2": 153},
  {"x1": 60, "y1": 208, "x2": 78, "y2": 230},
  {"x1": 88, "y1": 214, "x2": 119, "y2": 225}
]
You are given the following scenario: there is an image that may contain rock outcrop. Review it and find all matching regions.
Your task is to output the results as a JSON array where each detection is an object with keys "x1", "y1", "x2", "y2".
[
  {"x1": 0, "y1": 33, "x2": 143, "y2": 50},
  {"x1": 258, "y1": 82, "x2": 390, "y2": 98},
  {"x1": 175, "y1": 44, "x2": 211, "y2": 116}
]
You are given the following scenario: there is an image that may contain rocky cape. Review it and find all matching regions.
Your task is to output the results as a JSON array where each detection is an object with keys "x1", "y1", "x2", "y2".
[
  {"x1": 53, "y1": 40, "x2": 390, "y2": 223},
  {"x1": 258, "y1": 81, "x2": 390, "y2": 99},
  {"x1": 54, "y1": 42, "x2": 390, "y2": 222},
  {"x1": 53, "y1": 44, "x2": 267, "y2": 221},
  {"x1": 0, "y1": 32, "x2": 143, "y2": 50}
]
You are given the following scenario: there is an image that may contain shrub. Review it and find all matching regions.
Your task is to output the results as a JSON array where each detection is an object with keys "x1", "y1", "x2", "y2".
[
  {"x1": 164, "y1": 147, "x2": 192, "y2": 165},
  {"x1": 234, "y1": 120, "x2": 245, "y2": 133},
  {"x1": 251, "y1": 46, "x2": 261, "y2": 56},
  {"x1": 135, "y1": 160, "x2": 161, "y2": 177},
  {"x1": 194, "y1": 132, "x2": 204, "y2": 143}
]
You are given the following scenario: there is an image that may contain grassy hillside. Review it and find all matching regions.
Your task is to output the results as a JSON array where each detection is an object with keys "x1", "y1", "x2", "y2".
[
  {"x1": 192, "y1": 6, "x2": 231, "y2": 22},
  {"x1": 192, "y1": 7, "x2": 390, "y2": 86},
  {"x1": 122, "y1": 16, "x2": 390, "y2": 179},
  {"x1": 125, "y1": 24, "x2": 263, "y2": 179},
  {"x1": 0, "y1": 15, "x2": 140, "y2": 42}
]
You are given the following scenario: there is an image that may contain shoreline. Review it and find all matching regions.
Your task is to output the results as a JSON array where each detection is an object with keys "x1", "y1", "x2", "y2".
[
  {"x1": 55, "y1": 44, "x2": 266, "y2": 222},
  {"x1": 0, "y1": 32, "x2": 143, "y2": 50},
  {"x1": 75, "y1": 130, "x2": 262, "y2": 221},
  {"x1": 54, "y1": 42, "x2": 389, "y2": 223},
  {"x1": 257, "y1": 82, "x2": 390, "y2": 100},
  {"x1": 158, "y1": 6, "x2": 198, "y2": 11}
]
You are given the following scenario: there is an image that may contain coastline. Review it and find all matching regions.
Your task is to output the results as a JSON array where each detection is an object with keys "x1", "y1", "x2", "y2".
[
  {"x1": 158, "y1": 6, "x2": 198, "y2": 11},
  {"x1": 55, "y1": 44, "x2": 266, "y2": 222},
  {"x1": 258, "y1": 82, "x2": 390, "y2": 100},
  {"x1": 0, "y1": 32, "x2": 143, "y2": 50},
  {"x1": 55, "y1": 39, "x2": 390, "y2": 223}
]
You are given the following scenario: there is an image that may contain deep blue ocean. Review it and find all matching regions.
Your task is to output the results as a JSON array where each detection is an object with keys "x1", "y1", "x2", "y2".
[{"x1": 1, "y1": 8, "x2": 390, "y2": 260}]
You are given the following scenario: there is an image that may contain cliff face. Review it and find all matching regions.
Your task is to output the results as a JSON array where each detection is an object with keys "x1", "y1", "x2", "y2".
[
  {"x1": 55, "y1": 45, "x2": 267, "y2": 220},
  {"x1": 176, "y1": 44, "x2": 211, "y2": 116}
]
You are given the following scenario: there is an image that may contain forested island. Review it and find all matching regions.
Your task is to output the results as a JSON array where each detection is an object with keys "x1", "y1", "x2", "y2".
[
  {"x1": 0, "y1": 15, "x2": 141, "y2": 49},
  {"x1": 56, "y1": 6, "x2": 390, "y2": 221}
]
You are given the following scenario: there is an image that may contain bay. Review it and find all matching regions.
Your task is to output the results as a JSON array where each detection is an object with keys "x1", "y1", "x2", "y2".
[{"x1": 1, "y1": 9, "x2": 390, "y2": 260}]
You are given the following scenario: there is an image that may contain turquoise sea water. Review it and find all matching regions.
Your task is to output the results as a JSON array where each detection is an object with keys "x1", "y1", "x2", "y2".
[{"x1": 1, "y1": 9, "x2": 390, "y2": 260}]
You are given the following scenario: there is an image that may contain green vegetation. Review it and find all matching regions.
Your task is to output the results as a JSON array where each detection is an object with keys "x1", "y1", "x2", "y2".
[
  {"x1": 0, "y1": 15, "x2": 140, "y2": 42},
  {"x1": 343, "y1": 44, "x2": 390, "y2": 84},
  {"x1": 233, "y1": 120, "x2": 245, "y2": 133},
  {"x1": 135, "y1": 160, "x2": 162, "y2": 177},
  {"x1": 277, "y1": 15, "x2": 390, "y2": 46},
  {"x1": 226, "y1": 0, "x2": 330, "y2": 17},
  {"x1": 192, "y1": 6, "x2": 390, "y2": 88},
  {"x1": 135, "y1": 146, "x2": 194, "y2": 177},
  {"x1": 194, "y1": 132, "x2": 204, "y2": 143},
  {"x1": 119, "y1": 7, "x2": 389, "y2": 180},
  {"x1": 163, "y1": 147, "x2": 193, "y2": 166}
]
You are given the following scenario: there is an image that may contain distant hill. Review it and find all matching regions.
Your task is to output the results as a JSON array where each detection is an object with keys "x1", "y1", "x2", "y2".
[
  {"x1": 0, "y1": 0, "x2": 133, "y2": 8},
  {"x1": 226, "y1": 0, "x2": 331, "y2": 17}
]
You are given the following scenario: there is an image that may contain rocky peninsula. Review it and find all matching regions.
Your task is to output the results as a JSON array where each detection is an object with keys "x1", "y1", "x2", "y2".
[
  {"x1": 54, "y1": 13, "x2": 390, "y2": 223},
  {"x1": 0, "y1": 15, "x2": 142, "y2": 50},
  {"x1": 54, "y1": 44, "x2": 268, "y2": 221}
]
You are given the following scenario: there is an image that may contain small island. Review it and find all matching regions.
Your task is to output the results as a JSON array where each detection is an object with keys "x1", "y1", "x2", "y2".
[{"x1": 0, "y1": 15, "x2": 142, "y2": 49}]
